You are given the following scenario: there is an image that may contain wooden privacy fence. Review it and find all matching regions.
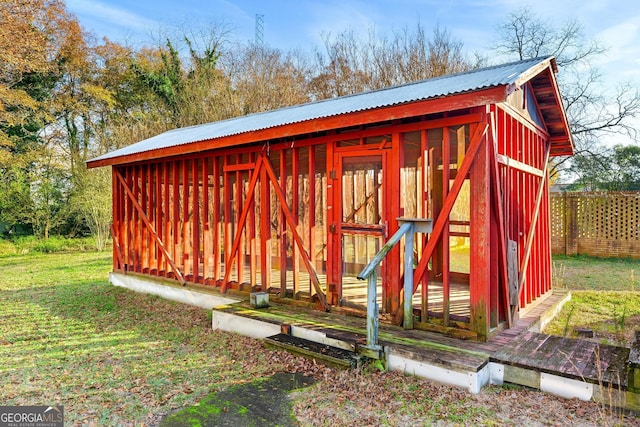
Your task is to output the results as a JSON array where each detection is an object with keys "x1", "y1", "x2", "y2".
[{"x1": 550, "y1": 191, "x2": 640, "y2": 258}]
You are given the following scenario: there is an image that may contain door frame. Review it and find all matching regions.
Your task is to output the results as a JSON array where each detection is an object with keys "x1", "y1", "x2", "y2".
[{"x1": 327, "y1": 145, "x2": 390, "y2": 307}]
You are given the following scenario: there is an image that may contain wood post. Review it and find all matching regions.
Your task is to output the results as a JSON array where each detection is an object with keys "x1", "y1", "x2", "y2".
[
  {"x1": 442, "y1": 127, "x2": 451, "y2": 326},
  {"x1": 470, "y1": 122, "x2": 491, "y2": 340},
  {"x1": 488, "y1": 111, "x2": 512, "y2": 327},
  {"x1": 260, "y1": 159, "x2": 271, "y2": 290}
]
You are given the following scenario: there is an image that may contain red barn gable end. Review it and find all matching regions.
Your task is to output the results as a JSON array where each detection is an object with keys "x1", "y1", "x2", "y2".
[{"x1": 88, "y1": 56, "x2": 573, "y2": 341}]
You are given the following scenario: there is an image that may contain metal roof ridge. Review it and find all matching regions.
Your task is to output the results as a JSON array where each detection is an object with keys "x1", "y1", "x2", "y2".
[{"x1": 128, "y1": 56, "x2": 554, "y2": 135}]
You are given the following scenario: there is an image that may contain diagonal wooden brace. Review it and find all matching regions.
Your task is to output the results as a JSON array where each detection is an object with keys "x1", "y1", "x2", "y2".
[
  {"x1": 518, "y1": 144, "x2": 551, "y2": 299},
  {"x1": 115, "y1": 170, "x2": 186, "y2": 285},
  {"x1": 412, "y1": 122, "x2": 489, "y2": 289},
  {"x1": 222, "y1": 156, "x2": 263, "y2": 292},
  {"x1": 262, "y1": 157, "x2": 329, "y2": 311}
]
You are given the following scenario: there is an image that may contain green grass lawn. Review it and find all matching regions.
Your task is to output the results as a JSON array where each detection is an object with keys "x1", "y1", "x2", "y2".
[
  {"x1": 0, "y1": 251, "x2": 286, "y2": 425},
  {"x1": 552, "y1": 254, "x2": 640, "y2": 291},
  {"x1": 546, "y1": 254, "x2": 640, "y2": 346},
  {"x1": 0, "y1": 251, "x2": 500, "y2": 425}
]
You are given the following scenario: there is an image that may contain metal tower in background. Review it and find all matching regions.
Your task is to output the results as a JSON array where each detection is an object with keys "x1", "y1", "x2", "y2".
[{"x1": 255, "y1": 14, "x2": 264, "y2": 47}]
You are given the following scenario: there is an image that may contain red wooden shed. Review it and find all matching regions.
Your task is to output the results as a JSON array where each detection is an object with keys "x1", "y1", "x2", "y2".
[{"x1": 88, "y1": 56, "x2": 573, "y2": 341}]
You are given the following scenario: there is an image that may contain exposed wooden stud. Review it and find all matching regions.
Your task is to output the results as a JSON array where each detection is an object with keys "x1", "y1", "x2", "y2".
[
  {"x1": 182, "y1": 159, "x2": 190, "y2": 278},
  {"x1": 263, "y1": 156, "x2": 328, "y2": 310},
  {"x1": 442, "y1": 127, "x2": 451, "y2": 327},
  {"x1": 163, "y1": 161, "x2": 170, "y2": 277},
  {"x1": 192, "y1": 158, "x2": 200, "y2": 283},
  {"x1": 122, "y1": 167, "x2": 130, "y2": 270},
  {"x1": 223, "y1": 156, "x2": 232, "y2": 283},
  {"x1": 155, "y1": 163, "x2": 162, "y2": 275},
  {"x1": 213, "y1": 157, "x2": 221, "y2": 280},
  {"x1": 141, "y1": 164, "x2": 149, "y2": 272},
  {"x1": 280, "y1": 151, "x2": 287, "y2": 295},
  {"x1": 292, "y1": 147, "x2": 300, "y2": 298},
  {"x1": 260, "y1": 157, "x2": 271, "y2": 290},
  {"x1": 388, "y1": 134, "x2": 402, "y2": 314},
  {"x1": 470, "y1": 122, "x2": 491, "y2": 340},
  {"x1": 115, "y1": 172, "x2": 185, "y2": 285},
  {"x1": 172, "y1": 160, "x2": 180, "y2": 276},
  {"x1": 308, "y1": 145, "x2": 316, "y2": 296},
  {"x1": 327, "y1": 142, "x2": 339, "y2": 305},
  {"x1": 236, "y1": 154, "x2": 244, "y2": 285},
  {"x1": 148, "y1": 164, "x2": 155, "y2": 272},
  {"x1": 150, "y1": 164, "x2": 156, "y2": 273},
  {"x1": 202, "y1": 157, "x2": 210, "y2": 283},
  {"x1": 111, "y1": 169, "x2": 120, "y2": 271},
  {"x1": 420, "y1": 130, "x2": 430, "y2": 323},
  {"x1": 133, "y1": 165, "x2": 140, "y2": 272},
  {"x1": 488, "y1": 111, "x2": 513, "y2": 327},
  {"x1": 249, "y1": 152, "x2": 257, "y2": 287}
]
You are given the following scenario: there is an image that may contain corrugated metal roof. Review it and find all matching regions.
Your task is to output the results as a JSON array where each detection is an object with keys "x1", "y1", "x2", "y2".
[{"x1": 90, "y1": 56, "x2": 553, "y2": 164}]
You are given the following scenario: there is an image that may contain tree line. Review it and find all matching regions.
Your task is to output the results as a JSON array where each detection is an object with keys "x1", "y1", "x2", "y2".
[{"x1": 1, "y1": 0, "x2": 638, "y2": 247}]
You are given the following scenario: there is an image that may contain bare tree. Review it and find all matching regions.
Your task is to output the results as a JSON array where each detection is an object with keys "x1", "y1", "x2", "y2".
[
  {"x1": 74, "y1": 167, "x2": 111, "y2": 251},
  {"x1": 222, "y1": 44, "x2": 313, "y2": 114},
  {"x1": 494, "y1": 7, "x2": 640, "y2": 178},
  {"x1": 311, "y1": 23, "x2": 480, "y2": 100}
]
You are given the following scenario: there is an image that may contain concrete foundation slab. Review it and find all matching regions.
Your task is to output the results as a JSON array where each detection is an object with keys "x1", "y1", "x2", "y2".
[{"x1": 110, "y1": 272, "x2": 239, "y2": 309}]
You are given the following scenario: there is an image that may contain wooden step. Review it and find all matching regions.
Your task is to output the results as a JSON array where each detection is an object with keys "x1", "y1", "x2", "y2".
[{"x1": 265, "y1": 333, "x2": 362, "y2": 369}]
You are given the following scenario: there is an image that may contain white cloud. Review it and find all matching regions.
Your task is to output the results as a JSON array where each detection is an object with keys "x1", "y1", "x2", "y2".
[
  {"x1": 596, "y1": 16, "x2": 640, "y2": 57},
  {"x1": 304, "y1": 0, "x2": 380, "y2": 46},
  {"x1": 592, "y1": 15, "x2": 640, "y2": 82},
  {"x1": 66, "y1": 0, "x2": 159, "y2": 33}
]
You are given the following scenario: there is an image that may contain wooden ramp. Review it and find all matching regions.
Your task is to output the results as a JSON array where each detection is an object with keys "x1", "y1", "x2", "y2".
[{"x1": 491, "y1": 331, "x2": 630, "y2": 389}]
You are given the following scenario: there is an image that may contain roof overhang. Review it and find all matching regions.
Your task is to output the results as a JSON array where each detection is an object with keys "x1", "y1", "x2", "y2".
[
  {"x1": 527, "y1": 58, "x2": 574, "y2": 156},
  {"x1": 87, "y1": 85, "x2": 509, "y2": 168},
  {"x1": 87, "y1": 56, "x2": 574, "y2": 168}
]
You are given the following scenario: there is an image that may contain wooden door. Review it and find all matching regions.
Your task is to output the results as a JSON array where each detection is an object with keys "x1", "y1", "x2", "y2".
[{"x1": 333, "y1": 151, "x2": 387, "y2": 307}]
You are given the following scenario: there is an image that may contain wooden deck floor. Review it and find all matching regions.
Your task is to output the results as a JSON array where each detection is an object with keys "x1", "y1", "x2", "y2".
[
  {"x1": 212, "y1": 289, "x2": 632, "y2": 396},
  {"x1": 218, "y1": 265, "x2": 471, "y2": 318}
]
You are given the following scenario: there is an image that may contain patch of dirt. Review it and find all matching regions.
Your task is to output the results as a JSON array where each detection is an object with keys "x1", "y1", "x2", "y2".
[
  {"x1": 159, "y1": 372, "x2": 316, "y2": 427},
  {"x1": 598, "y1": 314, "x2": 640, "y2": 346}
]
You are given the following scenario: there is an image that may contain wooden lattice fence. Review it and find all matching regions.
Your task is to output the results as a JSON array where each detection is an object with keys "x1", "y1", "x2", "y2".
[{"x1": 550, "y1": 191, "x2": 640, "y2": 258}]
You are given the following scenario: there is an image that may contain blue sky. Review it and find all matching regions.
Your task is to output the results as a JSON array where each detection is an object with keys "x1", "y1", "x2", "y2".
[{"x1": 66, "y1": 0, "x2": 639, "y2": 96}]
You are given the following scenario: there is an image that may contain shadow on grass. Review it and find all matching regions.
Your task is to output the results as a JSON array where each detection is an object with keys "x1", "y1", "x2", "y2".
[{"x1": 0, "y1": 253, "x2": 284, "y2": 425}]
